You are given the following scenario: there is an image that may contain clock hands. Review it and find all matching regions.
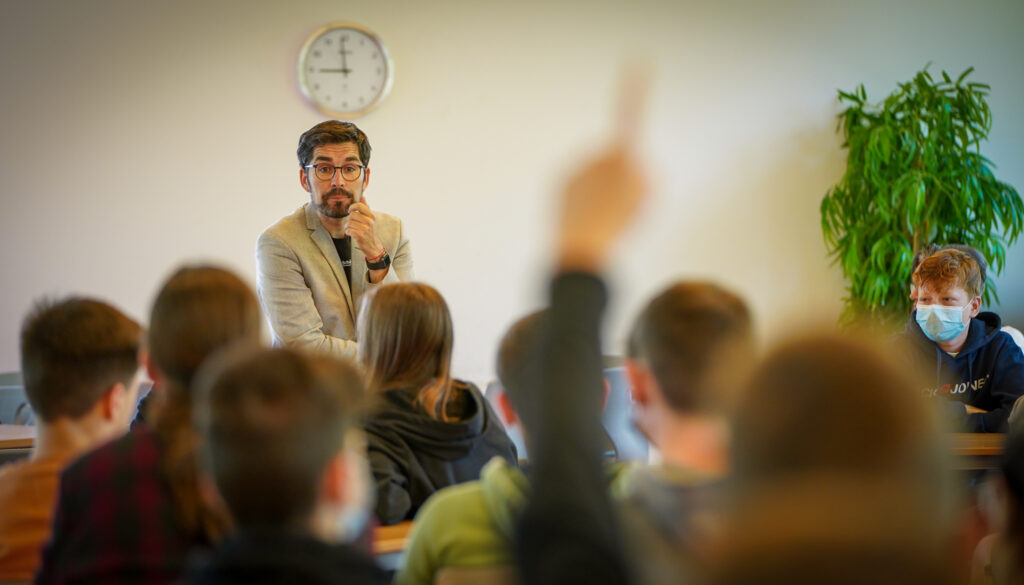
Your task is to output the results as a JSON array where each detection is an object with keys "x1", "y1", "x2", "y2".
[{"x1": 338, "y1": 35, "x2": 352, "y2": 77}]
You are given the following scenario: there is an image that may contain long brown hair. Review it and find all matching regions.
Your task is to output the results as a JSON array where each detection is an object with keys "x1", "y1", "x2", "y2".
[
  {"x1": 147, "y1": 265, "x2": 262, "y2": 542},
  {"x1": 357, "y1": 283, "x2": 455, "y2": 421}
]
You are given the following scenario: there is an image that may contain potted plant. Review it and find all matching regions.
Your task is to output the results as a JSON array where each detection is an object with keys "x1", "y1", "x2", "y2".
[{"x1": 820, "y1": 66, "x2": 1024, "y2": 330}]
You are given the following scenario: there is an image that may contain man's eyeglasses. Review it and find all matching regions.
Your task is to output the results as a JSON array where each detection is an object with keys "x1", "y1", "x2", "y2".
[{"x1": 305, "y1": 163, "x2": 365, "y2": 182}]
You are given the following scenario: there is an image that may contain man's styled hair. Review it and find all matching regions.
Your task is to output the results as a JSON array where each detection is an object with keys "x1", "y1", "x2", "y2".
[
  {"x1": 20, "y1": 298, "x2": 141, "y2": 422},
  {"x1": 496, "y1": 311, "x2": 546, "y2": 414},
  {"x1": 358, "y1": 283, "x2": 455, "y2": 421},
  {"x1": 194, "y1": 347, "x2": 367, "y2": 530},
  {"x1": 913, "y1": 248, "x2": 984, "y2": 298},
  {"x1": 626, "y1": 282, "x2": 752, "y2": 413},
  {"x1": 297, "y1": 120, "x2": 372, "y2": 167}
]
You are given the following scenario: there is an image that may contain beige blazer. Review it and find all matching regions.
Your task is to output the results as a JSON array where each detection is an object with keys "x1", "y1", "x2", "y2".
[{"x1": 256, "y1": 203, "x2": 413, "y2": 359}]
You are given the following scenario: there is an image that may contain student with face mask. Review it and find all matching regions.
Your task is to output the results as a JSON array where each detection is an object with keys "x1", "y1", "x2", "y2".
[{"x1": 894, "y1": 248, "x2": 1024, "y2": 432}]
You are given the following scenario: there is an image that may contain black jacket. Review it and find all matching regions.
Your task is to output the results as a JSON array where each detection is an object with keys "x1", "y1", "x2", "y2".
[
  {"x1": 183, "y1": 531, "x2": 388, "y2": 585},
  {"x1": 895, "y1": 311, "x2": 1024, "y2": 432},
  {"x1": 365, "y1": 380, "x2": 518, "y2": 525}
]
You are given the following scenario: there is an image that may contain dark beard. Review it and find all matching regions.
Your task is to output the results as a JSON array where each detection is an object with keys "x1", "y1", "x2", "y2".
[{"x1": 317, "y1": 188, "x2": 353, "y2": 218}]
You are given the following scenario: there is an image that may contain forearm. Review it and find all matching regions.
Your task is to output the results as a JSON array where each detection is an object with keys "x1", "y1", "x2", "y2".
[{"x1": 516, "y1": 272, "x2": 630, "y2": 585}]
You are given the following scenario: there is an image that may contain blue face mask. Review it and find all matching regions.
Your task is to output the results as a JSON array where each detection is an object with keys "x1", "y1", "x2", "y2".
[{"x1": 915, "y1": 304, "x2": 968, "y2": 343}]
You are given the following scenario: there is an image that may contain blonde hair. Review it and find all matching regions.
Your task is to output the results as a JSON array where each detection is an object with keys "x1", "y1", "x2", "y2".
[{"x1": 358, "y1": 283, "x2": 456, "y2": 421}]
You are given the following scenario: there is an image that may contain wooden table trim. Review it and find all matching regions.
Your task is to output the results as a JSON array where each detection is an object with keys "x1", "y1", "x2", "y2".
[
  {"x1": 0, "y1": 424, "x2": 35, "y2": 449},
  {"x1": 374, "y1": 520, "x2": 413, "y2": 555}
]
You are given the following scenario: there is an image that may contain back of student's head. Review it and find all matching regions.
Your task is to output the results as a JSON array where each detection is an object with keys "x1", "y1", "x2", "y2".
[
  {"x1": 731, "y1": 333, "x2": 944, "y2": 486},
  {"x1": 496, "y1": 311, "x2": 546, "y2": 416},
  {"x1": 626, "y1": 282, "x2": 752, "y2": 413},
  {"x1": 148, "y1": 265, "x2": 262, "y2": 393},
  {"x1": 147, "y1": 265, "x2": 262, "y2": 541},
  {"x1": 711, "y1": 333, "x2": 958, "y2": 585},
  {"x1": 194, "y1": 346, "x2": 367, "y2": 531},
  {"x1": 914, "y1": 248, "x2": 984, "y2": 298},
  {"x1": 358, "y1": 282, "x2": 454, "y2": 421},
  {"x1": 20, "y1": 297, "x2": 141, "y2": 423}
]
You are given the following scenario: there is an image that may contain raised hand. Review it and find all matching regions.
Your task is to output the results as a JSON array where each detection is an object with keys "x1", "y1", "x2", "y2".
[{"x1": 556, "y1": 66, "x2": 651, "y2": 272}]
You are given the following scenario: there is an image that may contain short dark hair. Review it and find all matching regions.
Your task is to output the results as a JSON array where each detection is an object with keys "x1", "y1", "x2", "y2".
[
  {"x1": 194, "y1": 346, "x2": 368, "y2": 530},
  {"x1": 20, "y1": 298, "x2": 141, "y2": 422},
  {"x1": 626, "y1": 282, "x2": 752, "y2": 413},
  {"x1": 297, "y1": 120, "x2": 372, "y2": 167},
  {"x1": 496, "y1": 311, "x2": 546, "y2": 414}
]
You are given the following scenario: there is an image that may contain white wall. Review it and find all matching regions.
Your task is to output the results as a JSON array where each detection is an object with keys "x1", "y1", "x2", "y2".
[{"x1": 2, "y1": 0, "x2": 1022, "y2": 385}]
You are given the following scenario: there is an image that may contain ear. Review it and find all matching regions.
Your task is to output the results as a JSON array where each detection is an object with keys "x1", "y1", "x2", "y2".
[
  {"x1": 300, "y1": 167, "x2": 312, "y2": 193},
  {"x1": 495, "y1": 390, "x2": 518, "y2": 427},
  {"x1": 320, "y1": 450, "x2": 348, "y2": 506},
  {"x1": 99, "y1": 382, "x2": 128, "y2": 422},
  {"x1": 142, "y1": 349, "x2": 162, "y2": 388},
  {"x1": 968, "y1": 296, "x2": 982, "y2": 318},
  {"x1": 625, "y1": 359, "x2": 651, "y2": 406},
  {"x1": 362, "y1": 166, "x2": 371, "y2": 191}
]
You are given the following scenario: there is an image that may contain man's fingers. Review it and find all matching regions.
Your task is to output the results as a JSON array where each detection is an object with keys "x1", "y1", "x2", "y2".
[
  {"x1": 349, "y1": 203, "x2": 375, "y2": 219},
  {"x1": 615, "y1": 63, "x2": 652, "y2": 152}
]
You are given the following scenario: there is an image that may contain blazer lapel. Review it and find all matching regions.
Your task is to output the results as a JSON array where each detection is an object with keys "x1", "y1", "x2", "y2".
[
  {"x1": 351, "y1": 241, "x2": 368, "y2": 301},
  {"x1": 305, "y1": 204, "x2": 355, "y2": 322}
]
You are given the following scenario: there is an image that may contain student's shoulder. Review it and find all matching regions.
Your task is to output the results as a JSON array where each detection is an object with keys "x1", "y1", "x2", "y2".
[{"x1": 63, "y1": 427, "x2": 161, "y2": 483}]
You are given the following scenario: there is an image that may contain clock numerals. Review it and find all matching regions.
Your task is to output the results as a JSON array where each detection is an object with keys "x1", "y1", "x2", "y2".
[{"x1": 300, "y1": 24, "x2": 391, "y2": 115}]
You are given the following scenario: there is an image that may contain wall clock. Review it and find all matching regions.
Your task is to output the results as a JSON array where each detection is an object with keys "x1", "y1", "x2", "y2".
[{"x1": 297, "y1": 22, "x2": 393, "y2": 118}]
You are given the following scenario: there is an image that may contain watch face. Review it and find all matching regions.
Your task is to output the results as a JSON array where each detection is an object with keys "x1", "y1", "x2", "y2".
[{"x1": 298, "y1": 23, "x2": 393, "y2": 118}]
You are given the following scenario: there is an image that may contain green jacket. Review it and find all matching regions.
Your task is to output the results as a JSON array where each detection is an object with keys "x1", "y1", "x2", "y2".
[{"x1": 394, "y1": 457, "x2": 527, "y2": 585}]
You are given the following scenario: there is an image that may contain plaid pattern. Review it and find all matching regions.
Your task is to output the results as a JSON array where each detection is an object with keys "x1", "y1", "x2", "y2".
[{"x1": 35, "y1": 425, "x2": 208, "y2": 585}]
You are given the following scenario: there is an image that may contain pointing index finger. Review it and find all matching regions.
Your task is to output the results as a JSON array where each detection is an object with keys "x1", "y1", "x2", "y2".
[{"x1": 615, "y1": 63, "x2": 652, "y2": 152}]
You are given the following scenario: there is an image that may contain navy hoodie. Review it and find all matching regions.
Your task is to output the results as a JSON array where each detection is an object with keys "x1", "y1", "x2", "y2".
[
  {"x1": 364, "y1": 380, "x2": 518, "y2": 525},
  {"x1": 895, "y1": 311, "x2": 1024, "y2": 432}
]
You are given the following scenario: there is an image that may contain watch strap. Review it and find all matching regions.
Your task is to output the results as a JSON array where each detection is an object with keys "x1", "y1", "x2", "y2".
[{"x1": 366, "y1": 252, "x2": 391, "y2": 270}]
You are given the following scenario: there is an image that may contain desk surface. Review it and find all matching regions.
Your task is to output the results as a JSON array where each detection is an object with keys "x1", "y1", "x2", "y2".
[
  {"x1": 0, "y1": 424, "x2": 35, "y2": 449},
  {"x1": 374, "y1": 521, "x2": 413, "y2": 555}
]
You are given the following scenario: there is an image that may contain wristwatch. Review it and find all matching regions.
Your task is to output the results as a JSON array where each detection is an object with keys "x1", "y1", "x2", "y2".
[{"x1": 366, "y1": 252, "x2": 391, "y2": 270}]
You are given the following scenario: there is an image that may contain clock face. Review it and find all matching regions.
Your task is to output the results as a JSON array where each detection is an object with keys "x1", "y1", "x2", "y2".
[{"x1": 298, "y1": 23, "x2": 393, "y2": 118}]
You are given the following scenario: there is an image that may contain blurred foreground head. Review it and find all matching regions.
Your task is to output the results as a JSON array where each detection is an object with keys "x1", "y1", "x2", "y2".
[
  {"x1": 147, "y1": 264, "x2": 262, "y2": 540},
  {"x1": 148, "y1": 265, "x2": 262, "y2": 393},
  {"x1": 194, "y1": 346, "x2": 369, "y2": 538},
  {"x1": 711, "y1": 333, "x2": 959, "y2": 585}
]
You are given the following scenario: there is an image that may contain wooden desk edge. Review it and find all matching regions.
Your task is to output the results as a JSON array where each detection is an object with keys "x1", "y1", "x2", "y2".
[
  {"x1": 373, "y1": 520, "x2": 413, "y2": 555},
  {"x1": 0, "y1": 424, "x2": 36, "y2": 450}
]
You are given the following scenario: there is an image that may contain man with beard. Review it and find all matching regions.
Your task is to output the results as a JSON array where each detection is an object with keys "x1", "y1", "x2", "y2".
[{"x1": 257, "y1": 121, "x2": 413, "y2": 360}]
